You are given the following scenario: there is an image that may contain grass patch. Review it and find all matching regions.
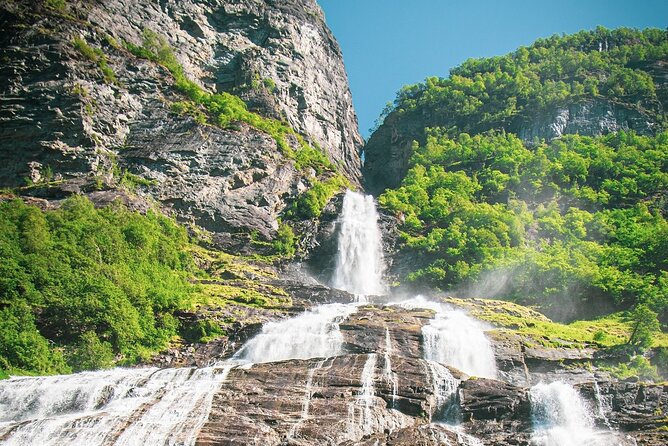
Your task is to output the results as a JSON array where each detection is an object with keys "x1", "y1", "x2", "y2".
[
  {"x1": 189, "y1": 245, "x2": 278, "y2": 280},
  {"x1": 120, "y1": 171, "x2": 156, "y2": 190},
  {"x1": 45, "y1": 0, "x2": 66, "y2": 11},
  {"x1": 193, "y1": 282, "x2": 290, "y2": 310},
  {"x1": 446, "y1": 297, "x2": 645, "y2": 349},
  {"x1": 72, "y1": 37, "x2": 117, "y2": 85},
  {"x1": 600, "y1": 355, "x2": 660, "y2": 381}
]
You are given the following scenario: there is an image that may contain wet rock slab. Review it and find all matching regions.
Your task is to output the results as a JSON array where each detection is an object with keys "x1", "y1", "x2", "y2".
[{"x1": 196, "y1": 355, "x2": 435, "y2": 445}]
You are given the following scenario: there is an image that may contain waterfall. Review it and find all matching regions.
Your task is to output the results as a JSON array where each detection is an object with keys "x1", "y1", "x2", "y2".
[
  {"x1": 530, "y1": 381, "x2": 621, "y2": 446},
  {"x1": 359, "y1": 353, "x2": 378, "y2": 421},
  {"x1": 351, "y1": 353, "x2": 378, "y2": 435},
  {"x1": 233, "y1": 303, "x2": 357, "y2": 363},
  {"x1": 287, "y1": 357, "x2": 328, "y2": 440},
  {"x1": 593, "y1": 380, "x2": 613, "y2": 430},
  {"x1": 422, "y1": 309, "x2": 497, "y2": 379},
  {"x1": 331, "y1": 190, "x2": 386, "y2": 299},
  {"x1": 398, "y1": 296, "x2": 497, "y2": 379},
  {"x1": 383, "y1": 328, "x2": 398, "y2": 405},
  {"x1": 0, "y1": 363, "x2": 234, "y2": 446},
  {"x1": 424, "y1": 360, "x2": 459, "y2": 421}
]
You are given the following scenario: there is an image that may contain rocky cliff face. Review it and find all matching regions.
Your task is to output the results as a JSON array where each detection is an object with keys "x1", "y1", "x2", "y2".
[
  {"x1": 189, "y1": 301, "x2": 666, "y2": 446},
  {"x1": 0, "y1": 0, "x2": 362, "y2": 238}
]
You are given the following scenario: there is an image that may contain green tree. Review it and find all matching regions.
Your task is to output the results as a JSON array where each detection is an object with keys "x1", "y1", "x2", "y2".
[{"x1": 628, "y1": 304, "x2": 660, "y2": 349}]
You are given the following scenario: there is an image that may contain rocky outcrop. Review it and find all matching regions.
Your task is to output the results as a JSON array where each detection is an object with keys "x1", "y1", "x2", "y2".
[
  {"x1": 578, "y1": 380, "x2": 668, "y2": 434},
  {"x1": 340, "y1": 305, "x2": 434, "y2": 358},
  {"x1": 197, "y1": 355, "x2": 427, "y2": 446},
  {"x1": 0, "y1": 0, "x2": 362, "y2": 239},
  {"x1": 511, "y1": 98, "x2": 659, "y2": 142},
  {"x1": 185, "y1": 300, "x2": 666, "y2": 445}
]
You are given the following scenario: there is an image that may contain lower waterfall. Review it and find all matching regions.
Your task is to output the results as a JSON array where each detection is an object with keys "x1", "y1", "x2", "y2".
[
  {"x1": 398, "y1": 296, "x2": 497, "y2": 379},
  {"x1": 0, "y1": 363, "x2": 233, "y2": 446},
  {"x1": 233, "y1": 302, "x2": 357, "y2": 363},
  {"x1": 529, "y1": 381, "x2": 623, "y2": 446}
]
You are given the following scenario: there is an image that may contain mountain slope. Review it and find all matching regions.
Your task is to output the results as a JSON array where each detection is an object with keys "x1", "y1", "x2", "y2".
[
  {"x1": 364, "y1": 27, "x2": 668, "y2": 194},
  {"x1": 366, "y1": 29, "x2": 668, "y2": 327}
]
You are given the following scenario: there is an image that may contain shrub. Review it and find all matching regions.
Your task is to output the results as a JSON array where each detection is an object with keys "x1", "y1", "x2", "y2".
[
  {"x1": 272, "y1": 222, "x2": 297, "y2": 257},
  {"x1": 0, "y1": 197, "x2": 195, "y2": 373},
  {"x1": 67, "y1": 331, "x2": 115, "y2": 371}
]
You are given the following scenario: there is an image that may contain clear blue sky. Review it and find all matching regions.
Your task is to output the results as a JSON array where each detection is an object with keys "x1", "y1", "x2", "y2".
[{"x1": 317, "y1": 0, "x2": 668, "y2": 138}]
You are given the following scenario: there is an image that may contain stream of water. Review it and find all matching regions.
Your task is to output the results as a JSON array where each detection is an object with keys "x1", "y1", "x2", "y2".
[
  {"x1": 0, "y1": 364, "x2": 233, "y2": 446},
  {"x1": 530, "y1": 381, "x2": 624, "y2": 446},
  {"x1": 331, "y1": 189, "x2": 386, "y2": 299}
]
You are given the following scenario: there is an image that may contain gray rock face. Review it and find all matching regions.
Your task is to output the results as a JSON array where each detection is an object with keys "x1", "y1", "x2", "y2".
[
  {"x1": 512, "y1": 98, "x2": 658, "y2": 141},
  {"x1": 187, "y1": 301, "x2": 665, "y2": 446},
  {"x1": 0, "y1": 0, "x2": 362, "y2": 238}
]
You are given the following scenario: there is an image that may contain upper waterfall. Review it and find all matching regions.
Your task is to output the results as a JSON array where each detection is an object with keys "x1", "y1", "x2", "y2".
[{"x1": 331, "y1": 190, "x2": 386, "y2": 298}]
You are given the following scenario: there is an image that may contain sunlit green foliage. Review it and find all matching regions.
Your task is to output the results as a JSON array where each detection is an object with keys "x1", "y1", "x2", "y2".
[
  {"x1": 390, "y1": 27, "x2": 667, "y2": 135},
  {"x1": 0, "y1": 197, "x2": 195, "y2": 374},
  {"x1": 629, "y1": 304, "x2": 661, "y2": 349},
  {"x1": 272, "y1": 222, "x2": 297, "y2": 257},
  {"x1": 290, "y1": 176, "x2": 350, "y2": 219},
  {"x1": 380, "y1": 131, "x2": 668, "y2": 321}
]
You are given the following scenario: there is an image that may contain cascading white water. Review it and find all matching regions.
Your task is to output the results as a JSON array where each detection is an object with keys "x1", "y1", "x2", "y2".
[
  {"x1": 234, "y1": 303, "x2": 357, "y2": 363},
  {"x1": 383, "y1": 328, "x2": 399, "y2": 405},
  {"x1": 347, "y1": 353, "x2": 378, "y2": 435},
  {"x1": 593, "y1": 380, "x2": 613, "y2": 430},
  {"x1": 530, "y1": 381, "x2": 623, "y2": 446},
  {"x1": 422, "y1": 309, "x2": 497, "y2": 379},
  {"x1": 398, "y1": 296, "x2": 497, "y2": 379},
  {"x1": 0, "y1": 363, "x2": 234, "y2": 446},
  {"x1": 287, "y1": 357, "x2": 329, "y2": 440},
  {"x1": 331, "y1": 190, "x2": 386, "y2": 299},
  {"x1": 424, "y1": 360, "x2": 459, "y2": 417},
  {"x1": 359, "y1": 353, "x2": 378, "y2": 430}
]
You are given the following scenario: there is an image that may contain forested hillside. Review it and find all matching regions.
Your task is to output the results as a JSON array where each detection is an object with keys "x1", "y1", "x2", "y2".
[{"x1": 373, "y1": 28, "x2": 668, "y2": 330}]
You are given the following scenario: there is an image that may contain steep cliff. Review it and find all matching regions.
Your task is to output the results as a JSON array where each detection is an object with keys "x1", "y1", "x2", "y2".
[{"x1": 0, "y1": 0, "x2": 362, "y2": 239}]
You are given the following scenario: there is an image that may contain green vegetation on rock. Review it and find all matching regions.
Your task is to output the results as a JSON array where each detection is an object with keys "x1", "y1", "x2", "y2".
[
  {"x1": 389, "y1": 27, "x2": 667, "y2": 135},
  {"x1": 290, "y1": 175, "x2": 350, "y2": 219},
  {"x1": 126, "y1": 28, "x2": 348, "y2": 221},
  {"x1": 72, "y1": 37, "x2": 117, "y2": 85},
  {"x1": 126, "y1": 30, "x2": 331, "y2": 165},
  {"x1": 380, "y1": 130, "x2": 668, "y2": 324},
  {"x1": 0, "y1": 197, "x2": 195, "y2": 374},
  {"x1": 272, "y1": 222, "x2": 297, "y2": 258}
]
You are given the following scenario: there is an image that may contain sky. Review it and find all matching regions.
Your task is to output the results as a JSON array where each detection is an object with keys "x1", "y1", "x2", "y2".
[{"x1": 317, "y1": 0, "x2": 668, "y2": 138}]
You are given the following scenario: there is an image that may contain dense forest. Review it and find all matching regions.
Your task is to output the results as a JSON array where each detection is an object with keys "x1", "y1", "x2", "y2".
[
  {"x1": 377, "y1": 28, "x2": 668, "y2": 334},
  {"x1": 383, "y1": 27, "x2": 667, "y2": 136},
  {"x1": 380, "y1": 131, "x2": 667, "y2": 320},
  {"x1": 0, "y1": 197, "x2": 197, "y2": 376}
]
